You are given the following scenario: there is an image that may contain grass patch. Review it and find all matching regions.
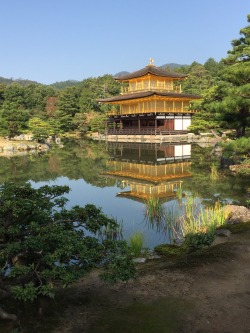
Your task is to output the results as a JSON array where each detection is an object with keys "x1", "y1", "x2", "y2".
[
  {"x1": 219, "y1": 221, "x2": 250, "y2": 234},
  {"x1": 172, "y1": 242, "x2": 234, "y2": 269},
  {"x1": 154, "y1": 244, "x2": 187, "y2": 258},
  {"x1": 88, "y1": 298, "x2": 190, "y2": 333}
]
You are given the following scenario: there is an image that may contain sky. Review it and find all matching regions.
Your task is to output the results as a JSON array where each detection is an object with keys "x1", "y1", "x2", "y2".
[{"x1": 0, "y1": 0, "x2": 249, "y2": 84}]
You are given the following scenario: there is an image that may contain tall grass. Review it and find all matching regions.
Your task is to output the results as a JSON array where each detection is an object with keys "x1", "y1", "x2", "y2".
[
  {"x1": 128, "y1": 231, "x2": 145, "y2": 257},
  {"x1": 98, "y1": 220, "x2": 123, "y2": 241},
  {"x1": 210, "y1": 163, "x2": 219, "y2": 181},
  {"x1": 175, "y1": 185, "x2": 183, "y2": 202},
  {"x1": 176, "y1": 197, "x2": 230, "y2": 248}
]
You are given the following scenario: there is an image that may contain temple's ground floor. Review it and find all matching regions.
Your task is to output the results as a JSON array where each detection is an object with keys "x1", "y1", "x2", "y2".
[{"x1": 107, "y1": 113, "x2": 192, "y2": 136}]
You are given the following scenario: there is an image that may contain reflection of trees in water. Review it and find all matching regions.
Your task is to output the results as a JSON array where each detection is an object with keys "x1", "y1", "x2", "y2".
[
  {"x1": 0, "y1": 139, "x2": 116, "y2": 187},
  {"x1": 184, "y1": 145, "x2": 250, "y2": 205},
  {"x1": 0, "y1": 141, "x2": 248, "y2": 205}
]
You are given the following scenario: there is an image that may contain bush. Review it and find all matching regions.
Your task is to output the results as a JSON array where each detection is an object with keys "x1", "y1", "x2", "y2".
[
  {"x1": 0, "y1": 183, "x2": 135, "y2": 308},
  {"x1": 221, "y1": 137, "x2": 250, "y2": 154},
  {"x1": 184, "y1": 228, "x2": 216, "y2": 252}
]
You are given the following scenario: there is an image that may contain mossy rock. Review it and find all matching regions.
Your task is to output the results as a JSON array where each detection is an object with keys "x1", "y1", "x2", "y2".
[{"x1": 154, "y1": 244, "x2": 187, "y2": 257}]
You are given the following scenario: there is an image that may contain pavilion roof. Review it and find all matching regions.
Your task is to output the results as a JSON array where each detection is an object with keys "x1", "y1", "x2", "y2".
[
  {"x1": 114, "y1": 65, "x2": 187, "y2": 81},
  {"x1": 97, "y1": 90, "x2": 201, "y2": 103}
]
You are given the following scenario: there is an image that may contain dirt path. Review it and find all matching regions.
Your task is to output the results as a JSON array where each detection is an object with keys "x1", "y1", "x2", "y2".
[{"x1": 49, "y1": 227, "x2": 250, "y2": 333}]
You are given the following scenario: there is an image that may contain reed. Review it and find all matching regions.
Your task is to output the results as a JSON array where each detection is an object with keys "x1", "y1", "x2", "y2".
[
  {"x1": 162, "y1": 208, "x2": 180, "y2": 244},
  {"x1": 144, "y1": 197, "x2": 165, "y2": 222},
  {"x1": 128, "y1": 231, "x2": 145, "y2": 257},
  {"x1": 210, "y1": 163, "x2": 219, "y2": 181},
  {"x1": 98, "y1": 220, "x2": 123, "y2": 241},
  {"x1": 175, "y1": 185, "x2": 183, "y2": 201}
]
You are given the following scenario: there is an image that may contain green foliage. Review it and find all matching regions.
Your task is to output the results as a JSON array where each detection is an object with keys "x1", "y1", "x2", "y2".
[
  {"x1": 176, "y1": 196, "x2": 229, "y2": 251},
  {"x1": 211, "y1": 15, "x2": 250, "y2": 137},
  {"x1": 183, "y1": 229, "x2": 215, "y2": 251},
  {"x1": 99, "y1": 240, "x2": 136, "y2": 284},
  {"x1": 0, "y1": 182, "x2": 135, "y2": 303},
  {"x1": 0, "y1": 101, "x2": 29, "y2": 137},
  {"x1": 181, "y1": 61, "x2": 214, "y2": 95},
  {"x1": 221, "y1": 137, "x2": 250, "y2": 154},
  {"x1": 128, "y1": 231, "x2": 145, "y2": 257},
  {"x1": 71, "y1": 112, "x2": 88, "y2": 132},
  {"x1": 89, "y1": 113, "x2": 107, "y2": 133},
  {"x1": 28, "y1": 116, "x2": 61, "y2": 140},
  {"x1": 79, "y1": 75, "x2": 120, "y2": 114}
]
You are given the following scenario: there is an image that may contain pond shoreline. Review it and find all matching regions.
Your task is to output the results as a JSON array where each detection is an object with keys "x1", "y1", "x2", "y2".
[
  {"x1": 89, "y1": 132, "x2": 220, "y2": 145},
  {"x1": 0, "y1": 137, "x2": 51, "y2": 157}
]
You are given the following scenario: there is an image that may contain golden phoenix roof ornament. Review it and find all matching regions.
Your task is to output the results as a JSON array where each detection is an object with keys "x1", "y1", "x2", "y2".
[{"x1": 148, "y1": 57, "x2": 155, "y2": 66}]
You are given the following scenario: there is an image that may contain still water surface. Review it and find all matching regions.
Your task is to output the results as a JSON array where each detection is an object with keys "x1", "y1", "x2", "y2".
[{"x1": 0, "y1": 139, "x2": 248, "y2": 248}]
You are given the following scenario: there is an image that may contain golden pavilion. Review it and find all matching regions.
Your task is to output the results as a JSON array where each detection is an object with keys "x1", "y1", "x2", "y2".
[{"x1": 98, "y1": 59, "x2": 201, "y2": 136}]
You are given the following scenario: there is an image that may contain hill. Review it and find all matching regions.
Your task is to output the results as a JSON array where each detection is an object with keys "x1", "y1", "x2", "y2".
[
  {"x1": 160, "y1": 63, "x2": 189, "y2": 70},
  {"x1": 114, "y1": 63, "x2": 189, "y2": 77},
  {"x1": 49, "y1": 80, "x2": 81, "y2": 89},
  {"x1": 0, "y1": 76, "x2": 41, "y2": 86}
]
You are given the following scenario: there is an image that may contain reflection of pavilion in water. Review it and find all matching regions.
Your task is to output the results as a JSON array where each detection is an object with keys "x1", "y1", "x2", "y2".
[{"x1": 104, "y1": 142, "x2": 192, "y2": 201}]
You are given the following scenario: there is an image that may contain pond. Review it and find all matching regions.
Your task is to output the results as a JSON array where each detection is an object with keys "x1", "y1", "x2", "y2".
[{"x1": 0, "y1": 139, "x2": 249, "y2": 248}]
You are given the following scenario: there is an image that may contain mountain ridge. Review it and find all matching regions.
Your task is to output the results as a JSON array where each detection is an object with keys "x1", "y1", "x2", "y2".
[{"x1": 0, "y1": 63, "x2": 189, "y2": 88}]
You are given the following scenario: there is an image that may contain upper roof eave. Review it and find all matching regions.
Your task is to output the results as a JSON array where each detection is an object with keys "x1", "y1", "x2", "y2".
[{"x1": 114, "y1": 65, "x2": 187, "y2": 81}]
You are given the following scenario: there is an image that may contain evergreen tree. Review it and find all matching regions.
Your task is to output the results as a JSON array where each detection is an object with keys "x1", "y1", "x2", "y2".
[
  {"x1": 56, "y1": 86, "x2": 80, "y2": 131},
  {"x1": 0, "y1": 101, "x2": 29, "y2": 137},
  {"x1": 211, "y1": 14, "x2": 250, "y2": 137}
]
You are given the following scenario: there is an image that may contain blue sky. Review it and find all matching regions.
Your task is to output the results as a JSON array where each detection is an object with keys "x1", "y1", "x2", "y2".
[{"x1": 1, "y1": 0, "x2": 249, "y2": 84}]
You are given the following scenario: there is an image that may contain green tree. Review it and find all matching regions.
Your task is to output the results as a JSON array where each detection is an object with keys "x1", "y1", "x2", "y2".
[
  {"x1": 79, "y1": 75, "x2": 120, "y2": 114},
  {"x1": 0, "y1": 101, "x2": 29, "y2": 137},
  {"x1": 71, "y1": 112, "x2": 88, "y2": 132},
  {"x1": 89, "y1": 113, "x2": 107, "y2": 133},
  {"x1": 0, "y1": 183, "x2": 135, "y2": 320},
  {"x1": 204, "y1": 58, "x2": 224, "y2": 78},
  {"x1": 182, "y1": 62, "x2": 212, "y2": 95},
  {"x1": 0, "y1": 84, "x2": 5, "y2": 107},
  {"x1": 28, "y1": 117, "x2": 61, "y2": 140},
  {"x1": 56, "y1": 86, "x2": 80, "y2": 132},
  {"x1": 212, "y1": 15, "x2": 250, "y2": 137}
]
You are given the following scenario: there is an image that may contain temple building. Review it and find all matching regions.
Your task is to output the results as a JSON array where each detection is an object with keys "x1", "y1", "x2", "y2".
[{"x1": 98, "y1": 59, "x2": 201, "y2": 136}]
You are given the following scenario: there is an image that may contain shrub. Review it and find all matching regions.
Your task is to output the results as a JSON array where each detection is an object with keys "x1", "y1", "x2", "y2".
[{"x1": 184, "y1": 228, "x2": 216, "y2": 252}]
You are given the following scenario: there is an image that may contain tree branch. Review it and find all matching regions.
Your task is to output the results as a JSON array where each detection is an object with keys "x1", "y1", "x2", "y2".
[{"x1": 0, "y1": 306, "x2": 18, "y2": 322}]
